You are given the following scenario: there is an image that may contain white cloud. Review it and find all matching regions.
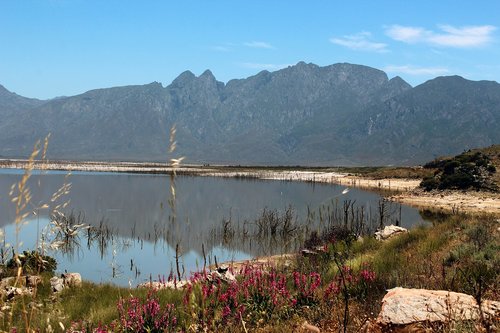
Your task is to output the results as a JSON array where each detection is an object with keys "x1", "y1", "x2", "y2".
[
  {"x1": 240, "y1": 62, "x2": 290, "y2": 70},
  {"x1": 386, "y1": 24, "x2": 496, "y2": 48},
  {"x1": 330, "y1": 32, "x2": 388, "y2": 53},
  {"x1": 385, "y1": 25, "x2": 427, "y2": 43},
  {"x1": 384, "y1": 65, "x2": 450, "y2": 76},
  {"x1": 243, "y1": 41, "x2": 274, "y2": 49}
]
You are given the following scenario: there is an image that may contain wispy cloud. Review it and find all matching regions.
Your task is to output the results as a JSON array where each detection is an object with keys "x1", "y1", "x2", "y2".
[
  {"x1": 330, "y1": 32, "x2": 388, "y2": 53},
  {"x1": 243, "y1": 41, "x2": 274, "y2": 49},
  {"x1": 385, "y1": 26, "x2": 426, "y2": 43},
  {"x1": 240, "y1": 62, "x2": 290, "y2": 70},
  {"x1": 386, "y1": 24, "x2": 496, "y2": 48},
  {"x1": 384, "y1": 65, "x2": 450, "y2": 76}
]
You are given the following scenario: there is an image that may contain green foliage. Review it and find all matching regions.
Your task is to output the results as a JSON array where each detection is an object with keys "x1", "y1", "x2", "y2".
[
  {"x1": 303, "y1": 226, "x2": 356, "y2": 250},
  {"x1": 370, "y1": 226, "x2": 429, "y2": 287},
  {"x1": 443, "y1": 222, "x2": 500, "y2": 302},
  {"x1": 421, "y1": 150, "x2": 498, "y2": 191},
  {"x1": 6, "y1": 250, "x2": 57, "y2": 274},
  {"x1": 350, "y1": 236, "x2": 380, "y2": 256},
  {"x1": 420, "y1": 176, "x2": 439, "y2": 191}
]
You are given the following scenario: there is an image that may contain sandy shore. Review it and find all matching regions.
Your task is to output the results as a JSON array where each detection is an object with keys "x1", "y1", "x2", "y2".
[
  {"x1": 1, "y1": 159, "x2": 498, "y2": 215},
  {"x1": 391, "y1": 190, "x2": 500, "y2": 215}
]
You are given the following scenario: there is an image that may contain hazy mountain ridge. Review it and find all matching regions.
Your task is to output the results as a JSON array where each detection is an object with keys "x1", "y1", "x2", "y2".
[
  {"x1": 355, "y1": 76, "x2": 500, "y2": 164},
  {"x1": 0, "y1": 84, "x2": 45, "y2": 111},
  {"x1": 0, "y1": 62, "x2": 499, "y2": 165}
]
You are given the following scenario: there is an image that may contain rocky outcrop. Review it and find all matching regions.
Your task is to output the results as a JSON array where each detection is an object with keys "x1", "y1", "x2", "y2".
[
  {"x1": 0, "y1": 275, "x2": 40, "y2": 300},
  {"x1": 3, "y1": 286, "x2": 33, "y2": 300}
]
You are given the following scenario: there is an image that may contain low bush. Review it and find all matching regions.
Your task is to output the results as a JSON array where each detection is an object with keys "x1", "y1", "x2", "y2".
[
  {"x1": 6, "y1": 250, "x2": 57, "y2": 274},
  {"x1": 421, "y1": 150, "x2": 498, "y2": 191}
]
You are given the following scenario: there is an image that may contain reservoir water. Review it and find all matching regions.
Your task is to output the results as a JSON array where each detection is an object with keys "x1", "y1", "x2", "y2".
[{"x1": 0, "y1": 169, "x2": 426, "y2": 286}]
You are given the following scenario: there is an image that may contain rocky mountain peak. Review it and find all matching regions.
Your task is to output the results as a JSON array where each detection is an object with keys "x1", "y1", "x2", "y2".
[
  {"x1": 170, "y1": 70, "x2": 196, "y2": 88},
  {"x1": 200, "y1": 69, "x2": 216, "y2": 80},
  {"x1": 388, "y1": 76, "x2": 412, "y2": 90}
]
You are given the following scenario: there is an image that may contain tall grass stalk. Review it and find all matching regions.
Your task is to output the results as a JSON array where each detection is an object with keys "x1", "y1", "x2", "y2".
[
  {"x1": 2, "y1": 134, "x2": 78, "y2": 332},
  {"x1": 166, "y1": 125, "x2": 187, "y2": 282},
  {"x1": 6, "y1": 139, "x2": 42, "y2": 330}
]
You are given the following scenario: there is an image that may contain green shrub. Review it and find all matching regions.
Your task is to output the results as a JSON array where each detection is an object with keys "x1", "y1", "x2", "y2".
[
  {"x1": 421, "y1": 176, "x2": 439, "y2": 191},
  {"x1": 443, "y1": 221, "x2": 499, "y2": 303},
  {"x1": 438, "y1": 172, "x2": 476, "y2": 190},
  {"x1": 420, "y1": 150, "x2": 497, "y2": 191},
  {"x1": 6, "y1": 250, "x2": 57, "y2": 274}
]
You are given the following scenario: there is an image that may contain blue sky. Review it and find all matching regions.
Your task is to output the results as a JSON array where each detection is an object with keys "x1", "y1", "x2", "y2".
[{"x1": 1, "y1": 0, "x2": 499, "y2": 99}]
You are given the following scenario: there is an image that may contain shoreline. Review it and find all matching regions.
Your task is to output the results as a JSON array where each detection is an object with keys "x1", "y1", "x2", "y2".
[
  {"x1": 391, "y1": 190, "x2": 500, "y2": 215},
  {"x1": 1, "y1": 158, "x2": 498, "y2": 215}
]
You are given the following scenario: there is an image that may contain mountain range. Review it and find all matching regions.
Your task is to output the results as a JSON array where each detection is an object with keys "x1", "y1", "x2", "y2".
[{"x1": 1, "y1": 62, "x2": 499, "y2": 166}]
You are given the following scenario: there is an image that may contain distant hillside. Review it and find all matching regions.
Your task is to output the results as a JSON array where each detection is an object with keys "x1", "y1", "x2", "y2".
[
  {"x1": 0, "y1": 62, "x2": 499, "y2": 165},
  {"x1": 0, "y1": 84, "x2": 44, "y2": 111}
]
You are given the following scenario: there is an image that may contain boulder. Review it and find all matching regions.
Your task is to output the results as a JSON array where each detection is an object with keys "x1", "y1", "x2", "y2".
[
  {"x1": 0, "y1": 275, "x2": 41, "y2": 288},
  {"x1": 377, "y1": 287, "x2": 500, "y2": 325},
  {"x1": 4, "y1": 286, "x2": 32, "y2": 300},
  {"x1": 0, "y1": 276, "x2": 16, "y2": 289},
  {"x1": 25, "y1": 275, "x2": 42, "y2": 287},
  {"x1": 62, "y1": 272, "x2": 82, "y2": 287},
  {"x1": 206, "y1": 265, "x2": 236, "y2": 283},
  {"x1": 50, "y1": 272, "x2": 82, "y2": 292},
  {"x1": 50, "y1": 276, "x2": 65, "y2": 292},
  {"x1": 375, "y1": 225, "x2": 408, "y2": 240}
]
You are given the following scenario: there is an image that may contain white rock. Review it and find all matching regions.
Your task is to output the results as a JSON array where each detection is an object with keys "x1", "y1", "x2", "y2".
[
  {"x1": 4, "y1": 286, "x2": 32, "y2": 299},
  {"x1": 137, "y1": 280, "x2": 189, "y2": 290},
  {"x1": 50, "y1": 276, "x2": 65, "y2": 292},
  {"x1": 377, "y1": 287, "x2": 500, "y2": 325},
  {"x1": 301, "y1": 249, "x2": 319, "y2": 257},
  {"x1": 207, "y1": 266, "x2": 236, "y2": 283},
  {"x1": 301, "y1": 321, "x2": 320, "y2": 332},
  {"x1": 25, "y1": 275, "x2": 42, "y2": 287},
  {"x1": 62, "y1": 272, "x2": 82, "y2": 287},
  {"x1": 375, "y1": 225, "x2": 408, "y2": 241},
  {"x1": 0, "y1": 277, "x2": 16, "y2": 289}
]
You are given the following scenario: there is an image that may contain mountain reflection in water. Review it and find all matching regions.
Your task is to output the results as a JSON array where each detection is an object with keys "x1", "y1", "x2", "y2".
[{"x1": 0, "y1": 170, "x2": 426, "y2": 285}]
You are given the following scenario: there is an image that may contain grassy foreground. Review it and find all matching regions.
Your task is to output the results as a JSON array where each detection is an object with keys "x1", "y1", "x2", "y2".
[{"x1": 2, "y1": 211, "x2": 498, "y2": 332}]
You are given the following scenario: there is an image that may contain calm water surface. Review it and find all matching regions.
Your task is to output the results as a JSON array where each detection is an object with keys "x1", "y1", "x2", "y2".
[{"x1": 0, "y1": 169, "x2": 426, "y2": 286}]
